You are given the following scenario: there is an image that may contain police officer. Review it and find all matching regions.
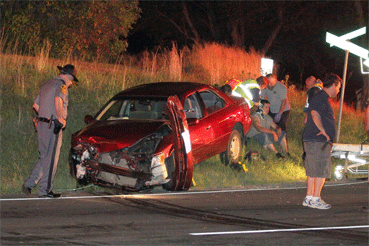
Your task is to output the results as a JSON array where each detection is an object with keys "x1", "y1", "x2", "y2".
[{"x1": 22, "y1": 64, "x2": 79, "y2": 198}]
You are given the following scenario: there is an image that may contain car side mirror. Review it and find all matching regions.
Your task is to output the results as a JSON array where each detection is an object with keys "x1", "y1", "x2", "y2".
[
  {"x1": 84, "y1": 115, "x2": 95, "y2": 124},
  {"x1": 187, "y1": 118, "x2": 199, "y2": 126}
]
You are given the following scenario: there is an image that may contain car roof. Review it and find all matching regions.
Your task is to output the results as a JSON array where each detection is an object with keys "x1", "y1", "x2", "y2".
[{"x1": 114, "y1": 82, "x2": 215, "y2": 99}]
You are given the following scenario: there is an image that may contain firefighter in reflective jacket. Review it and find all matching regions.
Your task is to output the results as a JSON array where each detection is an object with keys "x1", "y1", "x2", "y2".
[{"x1": 225, "y1": 78, "x2": 261, "y2": 109}]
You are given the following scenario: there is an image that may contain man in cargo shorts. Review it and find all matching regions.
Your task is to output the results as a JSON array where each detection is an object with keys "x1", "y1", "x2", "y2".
[
  {"x1": 302, "y1": 74, "x2": 342, "y2": 209},
  {"x1": 22, "y1": 64, "x2": 79, "y2": 198},
  {"x1": 365, "y1": 96, "x2": 369, "y2": 138}
]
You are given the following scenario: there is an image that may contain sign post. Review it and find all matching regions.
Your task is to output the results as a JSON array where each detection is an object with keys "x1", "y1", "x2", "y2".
[
  {"x1": 326, "y1": 27, "x2": 368, "y2": 142},
  {"x1": 336, "y1": 50, "x2": 349, "y2": 143}
]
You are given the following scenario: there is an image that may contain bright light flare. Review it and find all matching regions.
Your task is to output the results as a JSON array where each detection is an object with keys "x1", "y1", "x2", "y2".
[
  {"x1": 334, "y1": 165, "x2": 344, "y2": 180},
  {"x1": 261, "y1": 58, "x2": 273, "y2": 76}
]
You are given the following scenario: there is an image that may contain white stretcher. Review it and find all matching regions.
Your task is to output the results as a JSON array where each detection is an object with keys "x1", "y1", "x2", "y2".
[{"x1": 331, "y1": 140, "x2": 369, "y2": 180}]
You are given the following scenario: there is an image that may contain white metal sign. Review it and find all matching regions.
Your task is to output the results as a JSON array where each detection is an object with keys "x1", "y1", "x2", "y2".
[
  {"x1": 361, "y1": 58, "x2": 369, "y2": 74},
  {"x1": 326, "y1": 27, "x2": 368, "y2": 142},
  {"x1": 329, "y1": 27, "x2": 367, "y2": 46},
  {"x1": 326, "y1": 27, "x2": 368, "y2": 68},
  {"x1": 261, "y1": 58, "x2": 273, "y2": 76},
  {"x1": 326, "y1": 32, "x2": 368, "y2": 59}
]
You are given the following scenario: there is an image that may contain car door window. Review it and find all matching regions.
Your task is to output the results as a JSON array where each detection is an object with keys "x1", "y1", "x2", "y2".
[
  {"x1": 183, "y1": 94, "x2": 202, "y2": 119},
  {"x1": 199, "y1": 91, "x2": 225, "y2": 114}
]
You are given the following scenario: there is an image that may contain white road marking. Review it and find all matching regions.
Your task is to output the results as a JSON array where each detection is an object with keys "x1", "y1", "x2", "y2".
[
  {"x1": 190, "y1": 225, "x2": 369, "y2": 236},
  {"x1": 0, "y1": 180, "x2": 367, "y2": 202}
]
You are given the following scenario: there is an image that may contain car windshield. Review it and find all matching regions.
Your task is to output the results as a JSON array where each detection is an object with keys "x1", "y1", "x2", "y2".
[{"x1": 96, "y1": 98, "x2": 168, "y2": 121}]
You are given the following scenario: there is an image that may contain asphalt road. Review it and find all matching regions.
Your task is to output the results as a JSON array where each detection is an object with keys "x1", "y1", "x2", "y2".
[{"x1": 1, "y1": 181, "x2": 368, "y2": 245}]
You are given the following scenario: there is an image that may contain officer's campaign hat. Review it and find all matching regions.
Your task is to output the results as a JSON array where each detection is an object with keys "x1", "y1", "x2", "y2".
[{"x1": 57, "y1": 64, "x2": 79, "y2": 82}]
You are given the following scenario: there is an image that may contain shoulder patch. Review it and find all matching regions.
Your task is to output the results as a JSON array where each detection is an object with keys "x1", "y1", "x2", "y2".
[{"x1": 61, "y1": 84, "x2": 67, "y2": 94}]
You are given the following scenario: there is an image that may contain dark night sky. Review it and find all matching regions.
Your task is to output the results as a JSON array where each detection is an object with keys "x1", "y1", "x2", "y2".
[{"x1": 127, "y1": 1, "x2": 368, "y2": 105}]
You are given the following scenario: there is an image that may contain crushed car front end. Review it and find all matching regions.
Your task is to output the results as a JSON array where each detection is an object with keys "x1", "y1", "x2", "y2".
[{"x1": 69, "y1": 122, "x2": 175, "y2": 191}]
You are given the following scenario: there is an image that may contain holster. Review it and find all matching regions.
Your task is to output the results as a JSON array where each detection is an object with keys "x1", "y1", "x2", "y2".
[{"x1": 53, "y1": 119, "x2": 63, "y2": 135}]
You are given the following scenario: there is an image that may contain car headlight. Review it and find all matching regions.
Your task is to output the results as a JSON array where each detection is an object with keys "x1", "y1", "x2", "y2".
[
  {"x1": 151, "y1": 153, "x2": 168, "y2": 179},
  {"x1": 152, "y1": 153, "x2": 165, "y2": 168}
]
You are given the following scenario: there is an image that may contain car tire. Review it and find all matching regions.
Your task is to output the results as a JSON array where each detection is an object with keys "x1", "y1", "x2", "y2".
[
  {"x1": 220, "y1": 129, "x2": 243, "y2": 165},
  {"x1": 162, "y1": 173, "x2": 177, "y2": 191},
  {"x1": 162, "y1": 154, "x2": 178, "y2": 191},
  {"x1": 163, "y1": 167, "x2": 193, "y2": 191},
  {"x1": 162, "y1": 152, "x2": 193, "y2": 191}
]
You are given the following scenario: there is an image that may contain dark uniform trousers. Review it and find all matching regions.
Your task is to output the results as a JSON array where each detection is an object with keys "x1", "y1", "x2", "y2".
[{"x1": 24, "y1": 121, "x2": 62, "y2": 196}]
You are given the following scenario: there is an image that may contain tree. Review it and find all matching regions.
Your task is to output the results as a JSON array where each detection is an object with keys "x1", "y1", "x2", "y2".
[{"x1": 1, "y1": 1, "x2": 141, "y2": 61}]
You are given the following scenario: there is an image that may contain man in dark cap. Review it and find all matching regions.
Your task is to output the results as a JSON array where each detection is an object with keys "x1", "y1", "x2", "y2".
[{"x1": 22, "y1": 64, "x2": 79, "y2": 198}]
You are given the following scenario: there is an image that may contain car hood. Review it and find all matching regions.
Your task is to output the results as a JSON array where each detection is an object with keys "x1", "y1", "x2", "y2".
[{"x1": 73, "y1": 120, "x2": 170, "y2": 153}]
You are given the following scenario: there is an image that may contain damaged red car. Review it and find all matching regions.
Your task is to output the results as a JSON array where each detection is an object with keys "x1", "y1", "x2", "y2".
[{"x1": 69, "y1": 82, "x2": 252, "y2": 191}]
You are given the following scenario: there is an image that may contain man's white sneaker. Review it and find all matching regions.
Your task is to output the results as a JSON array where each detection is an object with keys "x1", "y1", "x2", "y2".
[
  {"x1": 302, "y1": 197, "x2": 311, "y2": 207},
  {"x1": 307, "y1": 198, "x2": 331, "y2": 210}
]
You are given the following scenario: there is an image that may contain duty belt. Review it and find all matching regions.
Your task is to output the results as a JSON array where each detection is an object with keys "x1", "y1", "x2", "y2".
[{"x1": 37, "y1": 117, "x2": 51, "y2": 123}]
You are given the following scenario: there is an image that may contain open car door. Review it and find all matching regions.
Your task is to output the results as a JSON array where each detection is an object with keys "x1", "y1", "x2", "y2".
[{"x1": 164, "y1": 95, "x2": 194, "y2": 191}]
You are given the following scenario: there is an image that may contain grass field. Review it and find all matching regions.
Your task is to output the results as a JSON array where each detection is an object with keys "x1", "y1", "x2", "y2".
[{"x1": 0, "y1": 42, "x2": 367, "y2": 195}]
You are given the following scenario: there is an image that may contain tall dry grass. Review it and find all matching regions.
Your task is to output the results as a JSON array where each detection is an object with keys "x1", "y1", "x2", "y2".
[
  {"x1": 135, "y1": 42, "x2": 264, "y2": 84},
  {"x1": 190, "y1": 43, "x2": 262, "y2": 85},
  {"x1": 35, "y1": 39, "x2": 51, "y2": 72},
  {"x1": 167, "y1": 42, "x2": 184, "y2": 81},
  {"x1": 137, "y1": 43, "x2": 185, "y2": 82}
]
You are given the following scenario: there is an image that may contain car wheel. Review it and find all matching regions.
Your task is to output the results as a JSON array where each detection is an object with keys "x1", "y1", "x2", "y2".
[
  {"x1": 220, "y1": 129, "x2": 243, "y2": 165},
  {"x1": 162, "y1": 175, "x2": 177, "y2": 191},
  {"x1": 162, "y1": 154, "x2": 178, "y2": 191},
  {"x1": 162, "y1": 152, "x2": 193, "y2": 191}
]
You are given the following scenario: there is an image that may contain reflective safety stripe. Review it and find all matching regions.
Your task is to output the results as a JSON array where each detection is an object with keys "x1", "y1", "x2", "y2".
[
  {"x1": 232, "y1": 91, "x2": 242, "y2": 98},
  {"x1": 238, "y1": 83, "x2": 260, "y2": 90},
  {"x1": 242, "y1": 88, "x2": 255, "y2": 103},
  {"x1": 244, "y1": 98, "x2": 252, "y2": 108},
  {"x1": 233, "y1": 82, "x2": 260, "y2": 107}
]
